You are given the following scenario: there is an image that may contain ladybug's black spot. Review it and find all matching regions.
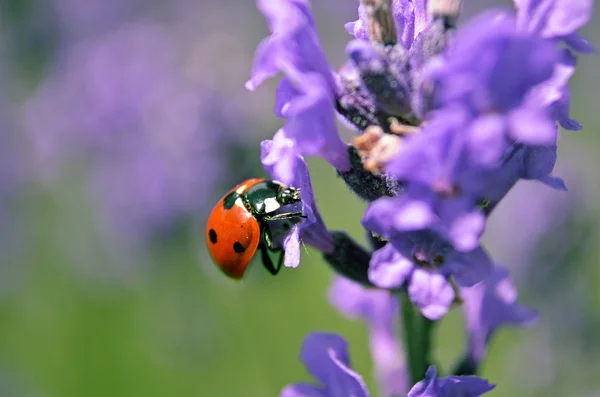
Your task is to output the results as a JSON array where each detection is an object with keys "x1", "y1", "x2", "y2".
[
  {"x1": 233, "y1": 242, "x2": 246, "y2": 254},
  {"x1": 223, "y1": 191, "x2": 241, "y2": 210},
  {"x1": 208, "y1": 229, "x2": 218, "y2": 244}
]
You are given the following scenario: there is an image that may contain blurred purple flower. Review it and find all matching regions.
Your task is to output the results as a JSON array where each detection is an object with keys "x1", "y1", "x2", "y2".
[
  {"x1": 408, "y1": 366, "x2": 495, "y2": 397},
  {"x1": 261, "y1": 138, "x2": 335, "y2": 266},
  {"x1": 50, "y1": 0, "x2": 143, "y2": 40},
  {"x1": 23, "y1": 22, "x2": 235, "y2": 241},
  {"x1": 281, "y1": 332, "x2": 370, "y2": 397},
  {"x1": 483, "y1": 154, "x2": 600, "y2": 353},
  {"x1": 329, "y1": 277, "x2": 408, "y2": 395},
  {"x1": 486, "y1": 152, "x2": 596, "y2": 272},
  {"x1": 461, "y1": 266, "x2": 538, "y2": 366},
  {"x1": 0, "y1": 67, "x2": 26, "y2": 283},
  {"x1": 247, "y1": 0, "x2": 350, "y2": 171}
]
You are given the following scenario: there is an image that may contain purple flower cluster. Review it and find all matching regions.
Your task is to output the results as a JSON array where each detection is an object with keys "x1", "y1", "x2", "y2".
[
  {"x1": 246, "y1": 0, "x2": 593, "y2": 395},
  {"x1": 23, "y1": 20, "x2": 260, "y2": 243}
]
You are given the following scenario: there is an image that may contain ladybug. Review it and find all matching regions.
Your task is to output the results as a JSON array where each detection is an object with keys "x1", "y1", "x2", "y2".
[{"x1": 206, "y1": 178, "x2": 305, "y2": 279}]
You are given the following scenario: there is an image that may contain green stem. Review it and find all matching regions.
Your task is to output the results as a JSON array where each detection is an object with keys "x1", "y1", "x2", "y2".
[{"x1": 399, "y1": 293, "x2": 435, "y2": 386}]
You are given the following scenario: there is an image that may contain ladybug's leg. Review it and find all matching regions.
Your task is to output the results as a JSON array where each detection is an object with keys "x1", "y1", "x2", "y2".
[
  {"x1": 262, "y1": 212, "x2": 306, "y2": 222},
  {"x1": 261, "y1": 223, "x2": 279, "y2": 251},
  {"x1": 259, "y1": 226, "x2": 284, "y2": 276},
  {"x1": 259, "y1": 241, "x2": 284, "y2": 276}
]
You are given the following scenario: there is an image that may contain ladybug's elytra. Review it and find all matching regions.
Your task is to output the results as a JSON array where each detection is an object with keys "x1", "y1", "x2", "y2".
[{"x1": 206, "y1": 178, "x2": 305, "y2": 279}]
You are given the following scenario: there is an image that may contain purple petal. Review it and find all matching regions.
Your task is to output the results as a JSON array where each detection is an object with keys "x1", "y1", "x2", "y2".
[
  {"x1": 362, "y1": 197, "x2": 400, "y2": 238},
  {"x1": 344, "y1": 21, "x2": 358, "y2": 36},
  {"x1": 261, "y1": 133, "x2": 299, "y2": 186},
  {"x1": 514, "y1": 0, "x2": 593, "y2": 38},
  {"x1": 369, "y1": 244, "x2": 414, "y2": 289},
  {"x1": 276, "y1": 77, "x2": 298, "y2": 117},
  {"x1": 409, "y1": 366, "x2": 495, "y2": 397},
  {"x1": 328, "y1": 277, "x2": 408, "y2": 396},
  {"x1": 395, "y1": 199, "x2": 437, "y2": 231},
  {"x1": 439, "y1": 375, "x2": 496, "y2": 397},
  {"x1": 280, "y1": 71, "x2": 349, "y2": 170},
  {"x1": 552, "y1": 90, "x2": 582, "y2": 131},
  {"x1": 462, "y1": 266, "x2": 539, "y2": 363},
  {"x1": 246, "y1": 36, "x2": 279, "y2": 91},
  {"x1": 521, "y1": 145, "x2": 557, "y2": 180},
  {"x1": 248, "y1": 0, "x2": 352, "y2": 173},
  {"x1": 329, "y1": 276, "x2": 372, "y2": 319},
  {"x1": 467, "y1": 114, "x2": 508, "y2": 167},
  {"x1": 445, "y1": 247, "x2": 493, "y2": 287},
  {"x1": 538, "y1": 174, "x2": 567, "y2": 191},
  {"x1": 329, "y1": 276, "x2": 397, "y2": 323},
  {"x1": 346, "y1": 4, "x2": 368, "y2": 40},
  {"x1": 408, "y1": 366, "x2": 440, "y2": 397},
  {"x1": 284, "y1": 227, "x2": 301, "y2": 268},
  {"x1": 435, "y1": 11, "x2": 558, "y2": 112},
  {"x1": 408, "y1": 269, "x2": 455, "y2": 320},
  {"x1": 248, "y1": 0, "x2": 335, "y2": 91},
  {"x1": 448, "y1": 211, "x2": 486, "y2": 253},
  {"x1": 563, "y1": 33, "x2": 596, "y2": 53},
  {"x1": 388, "y1": 196, "x2": 438, "y2": 231},
  {"x1": 507, "y1": 108, "x2": 558, "y2": 146},
  {"x1": 300, "y1": 333, "x2": 370, "y2": 397}
]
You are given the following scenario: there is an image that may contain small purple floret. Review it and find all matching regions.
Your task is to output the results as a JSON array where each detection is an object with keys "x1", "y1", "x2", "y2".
[
  {"x1": 281, "y1": 332, "x2": 370, "y2": 397},
  {"x1": 461, "y1": 266, "x2": 539, "y2": 364}
]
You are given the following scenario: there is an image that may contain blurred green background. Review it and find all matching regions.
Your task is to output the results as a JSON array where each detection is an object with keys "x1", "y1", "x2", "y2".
[{"x1": 0, "y1": 1, "x2": 599, "y2": 397}]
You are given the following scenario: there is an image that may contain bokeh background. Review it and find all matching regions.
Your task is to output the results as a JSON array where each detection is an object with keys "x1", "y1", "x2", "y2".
[{"x1": 0, "y1": 0, "x2": 598, "y2": 396}]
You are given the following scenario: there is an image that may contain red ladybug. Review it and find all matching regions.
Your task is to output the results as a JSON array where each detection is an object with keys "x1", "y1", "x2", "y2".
[{"x1": 206, "y1": 178, "x2": 305, "y2": 279}]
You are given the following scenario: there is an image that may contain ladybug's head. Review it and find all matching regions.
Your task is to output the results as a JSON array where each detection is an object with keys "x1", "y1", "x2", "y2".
[{"x1": 276, "y1": 186, "x2": 302, "y2": 206}]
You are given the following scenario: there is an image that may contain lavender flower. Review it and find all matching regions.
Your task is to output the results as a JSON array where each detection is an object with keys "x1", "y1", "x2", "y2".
[
  {"x1": 374, "y1": 9, "x2": 573, "y2": 253},
  {"x1": 281, "y1": 332, "x2": 370, "y2": 397},
  {"x1": 459, "y1": 266, "x2": 538, "y2": 370},
  {"x1": 247, "y1": 0, "x2": 350, "y2": 172},
  {"x1": 408, "y1": 366, "x2": 495, "y2": 397},
  {"x1": 248, "y1": 0, "x2": 594, "y2": 394},
  {"x1": 329, "y1": 277, "x2": 408, "y2": 395}
]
